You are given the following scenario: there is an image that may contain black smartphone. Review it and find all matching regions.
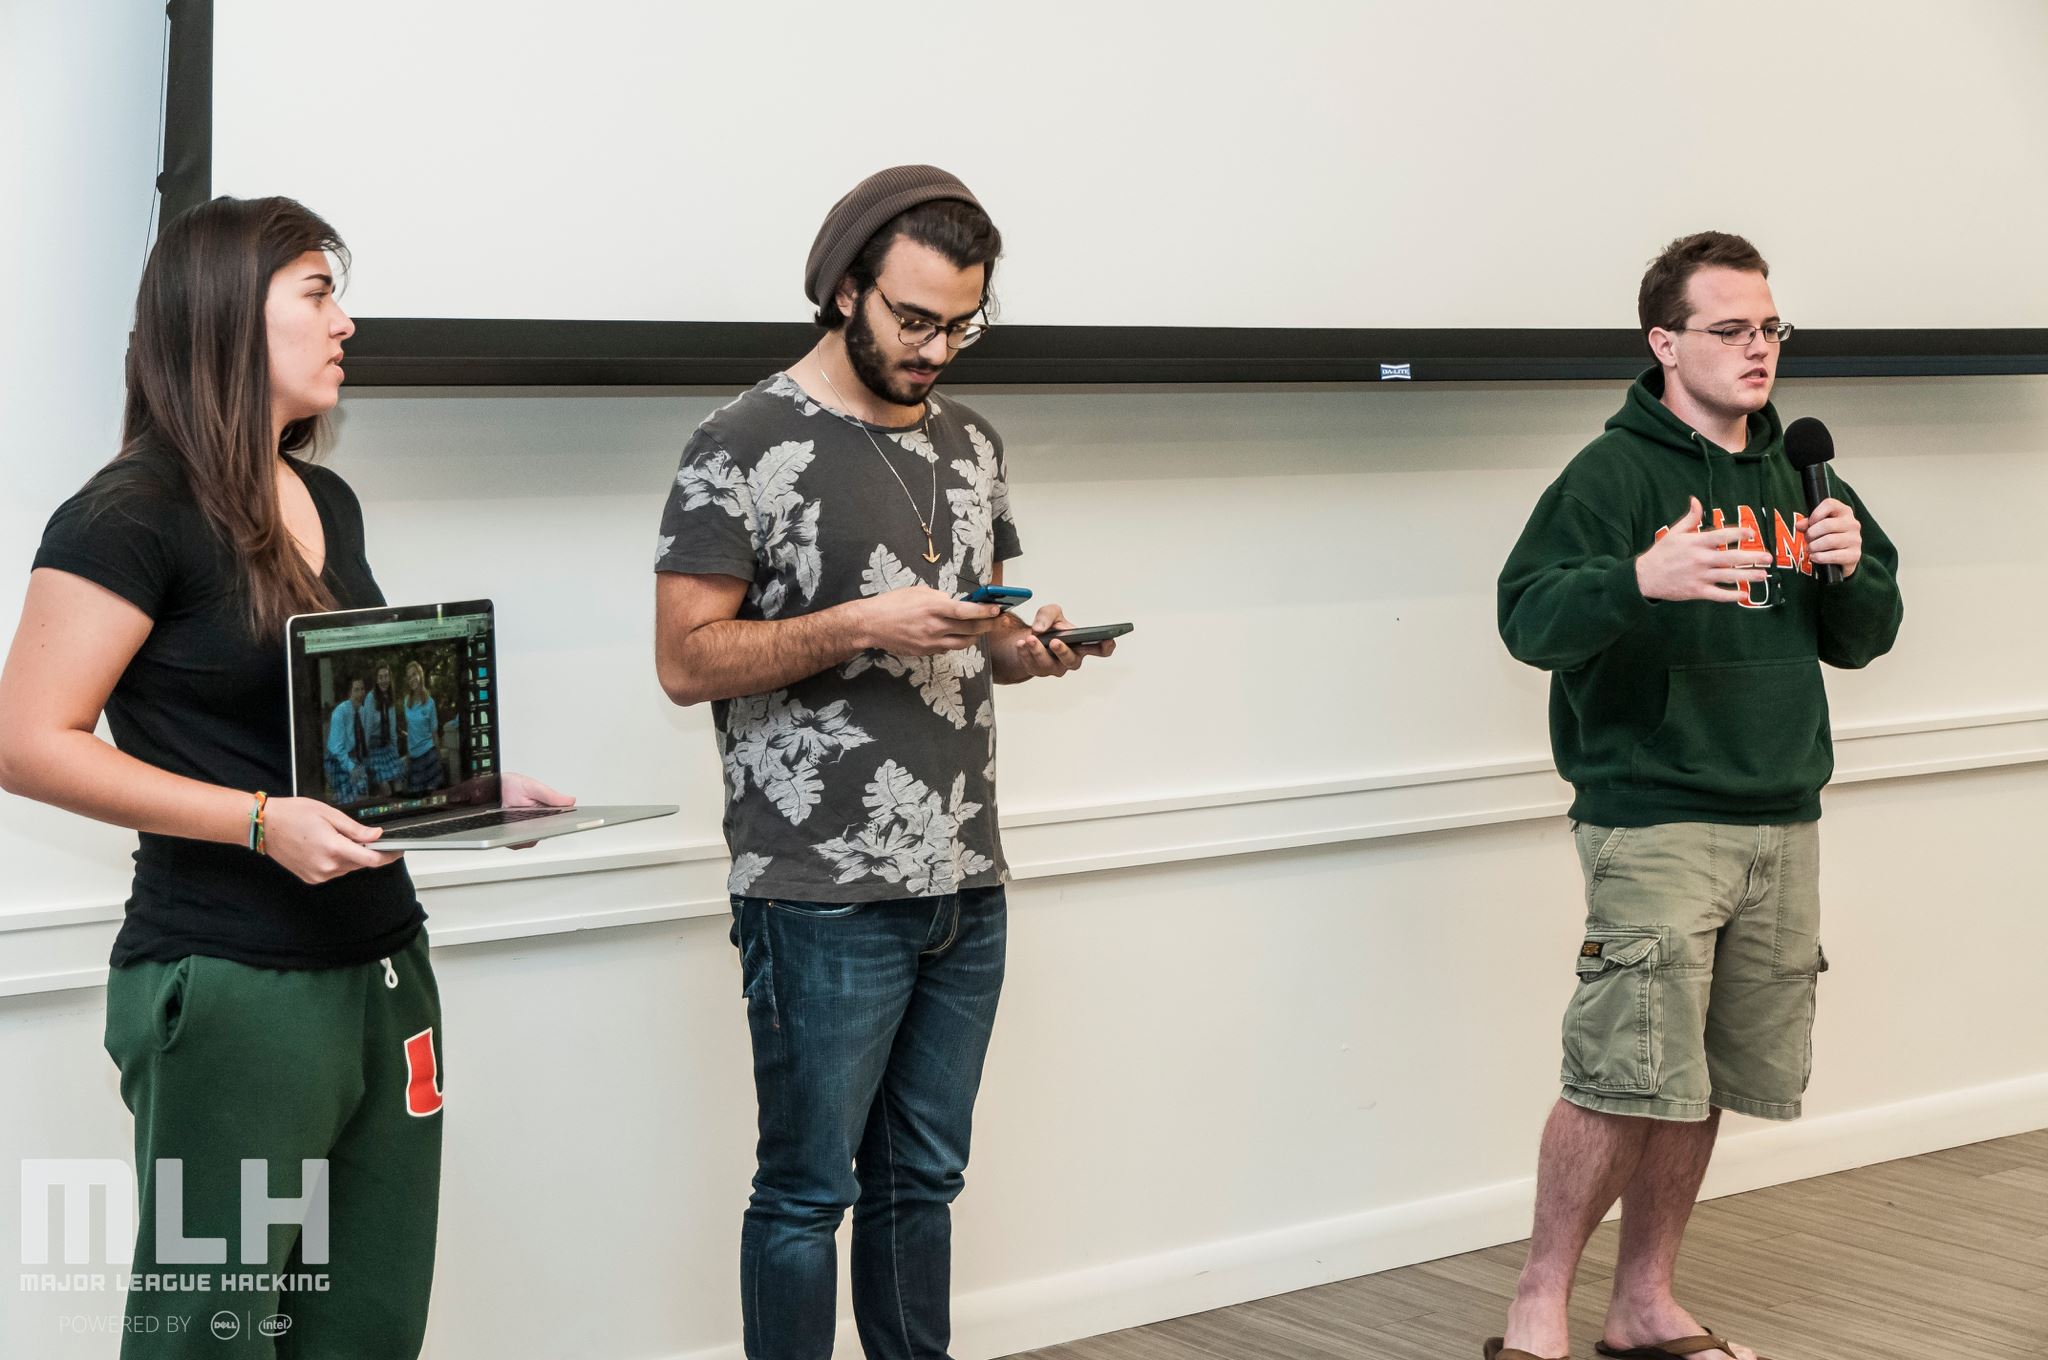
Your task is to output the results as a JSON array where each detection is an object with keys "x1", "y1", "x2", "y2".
[{"x1": 1040, "y1": 622, "x2": 1133, "y2": 649}]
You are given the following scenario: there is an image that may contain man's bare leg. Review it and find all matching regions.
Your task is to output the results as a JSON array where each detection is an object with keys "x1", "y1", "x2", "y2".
[
  {"x1": 1603, "y1": 1109, "x2": 1754, "y2": 1360},
  {"x1": 1500, "y1": 1099, "x2": 1652, "y2": 1356}
]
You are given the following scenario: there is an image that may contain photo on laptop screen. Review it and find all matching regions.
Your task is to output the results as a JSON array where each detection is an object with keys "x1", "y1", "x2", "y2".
[{"x1": 288, "y1": 601, "x2": 500, "y2": 824}]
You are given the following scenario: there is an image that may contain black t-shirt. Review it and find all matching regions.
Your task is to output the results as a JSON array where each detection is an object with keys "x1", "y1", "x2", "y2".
[{"x1": 31, "y1": 449, "x2": 423, "y2": 969}]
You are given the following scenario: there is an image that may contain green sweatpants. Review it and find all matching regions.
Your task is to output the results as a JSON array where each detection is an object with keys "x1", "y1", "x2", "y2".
[{"x1": 103, "y1": 930, "x2": 444, "y2": 1358}]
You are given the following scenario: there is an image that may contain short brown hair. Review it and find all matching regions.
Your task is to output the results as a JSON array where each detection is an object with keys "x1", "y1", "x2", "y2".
[{"x1": 1637, "y1": 231, "x2": 1769, "y2": 333}]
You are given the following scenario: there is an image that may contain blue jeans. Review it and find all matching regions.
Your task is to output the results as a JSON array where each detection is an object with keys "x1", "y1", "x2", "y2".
[{"x1": 730, "y1": 886, "x2": 1007, "y2": 1360}]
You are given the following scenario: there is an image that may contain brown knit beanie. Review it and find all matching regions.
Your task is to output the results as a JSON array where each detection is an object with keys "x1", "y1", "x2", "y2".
[{"x1": 803, "y1": 164, "x2": 984, "y2": 308}]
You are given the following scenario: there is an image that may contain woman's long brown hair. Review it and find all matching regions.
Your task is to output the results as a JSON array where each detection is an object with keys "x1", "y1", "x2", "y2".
[{"x1": 107, "y1": 196, "x2": 349, "y2": 639}]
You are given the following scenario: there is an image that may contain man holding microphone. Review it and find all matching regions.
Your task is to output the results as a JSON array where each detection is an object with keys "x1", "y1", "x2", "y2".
[{"x1": 1489, "y1": 232, "x2": 1903, "y2": 1360}]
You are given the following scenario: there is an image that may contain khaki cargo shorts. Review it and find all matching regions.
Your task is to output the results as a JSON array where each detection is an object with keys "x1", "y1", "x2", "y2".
[{"x1": 1561, "y1": 819, "x2": 1828, "y2": 1122}]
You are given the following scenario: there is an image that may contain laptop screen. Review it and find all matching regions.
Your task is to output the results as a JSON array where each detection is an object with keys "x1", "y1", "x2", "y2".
[{"x1": 286, "y1": 600, "x2": 500, "y2": 824}]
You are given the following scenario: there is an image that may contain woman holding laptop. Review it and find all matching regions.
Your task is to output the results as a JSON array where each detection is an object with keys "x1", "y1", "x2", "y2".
[{"x1": 0, "y1": 196, "x2": 568, "y2": 1358}]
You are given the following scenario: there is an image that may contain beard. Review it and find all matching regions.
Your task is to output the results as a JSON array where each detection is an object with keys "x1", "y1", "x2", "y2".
[{"x1": 846, "y1": 298, "x2": 943, "y2": 409}]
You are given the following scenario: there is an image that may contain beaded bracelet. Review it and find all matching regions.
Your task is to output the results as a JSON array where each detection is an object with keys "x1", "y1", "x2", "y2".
[{"x1": 247, "y1": 790, "x2": 269, "y2": 856}]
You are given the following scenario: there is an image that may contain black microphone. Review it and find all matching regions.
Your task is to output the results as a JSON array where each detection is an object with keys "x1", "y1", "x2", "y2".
[{"x1": 1783, "y1": 417, "x2": 1843, "y2": 585}]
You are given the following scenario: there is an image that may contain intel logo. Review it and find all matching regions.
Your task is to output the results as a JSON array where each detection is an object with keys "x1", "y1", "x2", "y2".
[
  {"x1": 259, "y1": 1314, "x2": 293, "y2": 1338},
  {"x1": 210, "y1": 1311, "x2": 240, "y2": 1340}
]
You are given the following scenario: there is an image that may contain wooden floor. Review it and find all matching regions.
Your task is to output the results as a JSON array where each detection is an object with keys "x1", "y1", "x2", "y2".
[{"x1": 1008, "y1": 1130, "x2": 2048, "y2": 1360}]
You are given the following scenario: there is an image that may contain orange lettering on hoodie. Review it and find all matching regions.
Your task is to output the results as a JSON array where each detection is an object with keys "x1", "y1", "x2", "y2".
[
  {"x1": 1734, "y1": 507, "x2": 1770, "y2": 608},
  {"x1": 1775, "y1": 509, "x2": 1813, "y2": 576}
]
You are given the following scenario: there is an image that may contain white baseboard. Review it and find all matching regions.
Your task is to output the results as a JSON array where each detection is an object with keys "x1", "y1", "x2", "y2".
[{"x1": 654, "y1": 1071, "x2": 2048, "y2": 1360}]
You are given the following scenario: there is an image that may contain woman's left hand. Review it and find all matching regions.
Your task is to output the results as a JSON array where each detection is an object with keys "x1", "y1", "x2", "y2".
[{"x1": 500, "y1": 772, "x2": 575, "y2": 849}]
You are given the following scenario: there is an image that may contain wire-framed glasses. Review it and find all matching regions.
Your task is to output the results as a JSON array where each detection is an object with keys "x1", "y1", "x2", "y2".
[
  {"x1": 1673, "y1": 322, "x2": 1796, "y2": 345},
  {"x1": 873, "y1": 283, "x2": 989, "y2": 350}
]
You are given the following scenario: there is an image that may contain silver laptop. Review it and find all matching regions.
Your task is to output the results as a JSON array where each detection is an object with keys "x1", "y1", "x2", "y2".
[{"x1": 286, "y1": 599, "x2": 674, "y2": 849}]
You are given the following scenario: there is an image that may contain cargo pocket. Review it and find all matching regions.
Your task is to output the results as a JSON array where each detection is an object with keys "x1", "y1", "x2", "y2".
[
  {"x1": 1561, "y1": 929, "x2": 1662, "y2": 1096},
  {"x1": 1801, "y1": 941, "x2": 1830, "y2": 1089}
]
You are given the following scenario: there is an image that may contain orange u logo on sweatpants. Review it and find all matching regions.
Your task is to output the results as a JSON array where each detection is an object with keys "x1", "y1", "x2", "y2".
[{"x1": 403, "y1": 1029, "x2": 444, "y2": 1117}]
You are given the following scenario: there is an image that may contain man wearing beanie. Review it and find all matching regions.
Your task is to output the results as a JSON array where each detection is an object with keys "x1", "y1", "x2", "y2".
[
  {"x1": 1487, "y1": 232, "x2": 1902, "y2": 1360},
  {"x1": 653, "y1": 165, "x2": 1115, "y2": 1360}
]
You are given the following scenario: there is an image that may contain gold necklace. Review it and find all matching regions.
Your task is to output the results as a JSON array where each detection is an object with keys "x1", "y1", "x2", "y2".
[{"x1": 816, "y1": 364, "x2": 943, "y2": 565}]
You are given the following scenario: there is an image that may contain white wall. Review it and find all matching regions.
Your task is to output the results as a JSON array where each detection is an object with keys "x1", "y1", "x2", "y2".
[
  {"x1": 209, "y1": 0, "x2": 2048, "y2": 329},
  {"x1": 5, "y1": 5, "x2": 2048, "y2": 1359}
]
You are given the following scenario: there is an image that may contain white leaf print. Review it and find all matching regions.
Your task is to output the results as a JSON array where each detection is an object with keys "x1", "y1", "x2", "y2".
[
  {"x1": 864, "y1": 759, "x2": 928, "y2": 826},
  {"x1": 811, "y1": 759, "x2": 991, "y2": 895},
  {"x1": 753, "y1": 441, "x2": 813, "y2": 511},
  {"x1": 654, "y1": 533, "x2": 675, "y2": 564},
  {"x1": 948, "y1": 770, "x2": 982, "y2": 825},
  {"x1": 766, "y1": 768, "x2": 825, "y2": 824},
  {"x1": 791, "y1": 501, "x2": 824, "y2": 598},
  {"x1": 729, "y1": 852, "x2": 772, "y2": 894},
  {"x1": 891, "y1": 427, "x2": 939, "y2": 464},
  {"x1": 749, "y1": 578, "x2": 788, "y2": 618},
  {"x1": 723, "y1": 690, "x2": 873, "y2": 826},
  {"x1": 862, "y1": 543, "x2": 920, "y2": 595},
  {"x1": 766, "y1": 371, "x2": 824, "y2": 417},
  {"x1": 845, "y1": 645, "x2": 978, "y2": 730},
  {"x1": 739, "y1": 441, "x2": 823, "y2": 611},
  {"x1": 677, "y1": 449, "x2": 751, "y2": 519},
  {"x1": 939, "y1": 424, "x2": 1002, "y2": 586},
  {"x1": 842, "y1": 543, "x2": 981, "y2": 729},
  {"x1": 974, "y1": 699, "x2": 997, "y2": 781}
]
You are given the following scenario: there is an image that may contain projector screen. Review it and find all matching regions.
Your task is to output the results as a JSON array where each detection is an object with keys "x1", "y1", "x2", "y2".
[{"x1": 165, "y1": 0, "x2": 2048, "y2": 384}]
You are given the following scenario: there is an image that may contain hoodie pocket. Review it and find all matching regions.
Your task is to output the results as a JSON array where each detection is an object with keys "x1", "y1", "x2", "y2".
[{"x1": 1630, "y1": 658, "x2": 1830, "y2": 801}]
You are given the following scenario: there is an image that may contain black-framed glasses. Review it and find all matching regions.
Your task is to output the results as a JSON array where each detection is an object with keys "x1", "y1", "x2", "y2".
[
  {"x1": 872, "y1": 283, "x2": 989, "y2": 350},
  {"x1": 1672, "y1": 322, "x2": 1796, "y2": 346}
]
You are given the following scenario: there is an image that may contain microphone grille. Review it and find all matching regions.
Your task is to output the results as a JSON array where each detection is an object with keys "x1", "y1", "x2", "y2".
[{"x1": 1784, "y1": 416, "x2": 1835, "y2": 469}]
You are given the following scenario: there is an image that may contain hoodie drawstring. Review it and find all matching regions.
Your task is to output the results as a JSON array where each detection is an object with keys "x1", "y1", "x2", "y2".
[{"x1": 1692, "y1": 431, "x2": 1719, "y2": 520}]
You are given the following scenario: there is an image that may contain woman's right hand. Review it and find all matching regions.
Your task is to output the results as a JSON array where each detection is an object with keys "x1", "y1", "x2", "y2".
[{"x1": 261, "y1": 797, "x2": 400, "y2": 883}]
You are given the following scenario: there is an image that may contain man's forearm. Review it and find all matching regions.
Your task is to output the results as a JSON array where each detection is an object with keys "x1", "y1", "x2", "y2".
[{"x1": 663, "y1": 602, "x2": 871, "y2": 705}]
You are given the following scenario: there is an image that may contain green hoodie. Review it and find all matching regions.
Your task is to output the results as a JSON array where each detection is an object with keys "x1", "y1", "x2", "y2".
[{"x1": 1498, "y1": 369, "x2": 1903, "y2": 826}]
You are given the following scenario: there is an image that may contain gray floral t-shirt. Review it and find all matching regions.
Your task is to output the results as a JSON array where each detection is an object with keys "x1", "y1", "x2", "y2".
[{"x1": 655, "y1": 373, "x2": 1022, "y2": 901}]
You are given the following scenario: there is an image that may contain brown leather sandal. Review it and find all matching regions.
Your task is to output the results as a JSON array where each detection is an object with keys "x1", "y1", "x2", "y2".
[
  {"x1": 1483, "y1": 1338, "x2": 1569, "y2": 1360},
  {"x1": 1595, "y1": 1333, "x2": 1769, "y2": 1359}
]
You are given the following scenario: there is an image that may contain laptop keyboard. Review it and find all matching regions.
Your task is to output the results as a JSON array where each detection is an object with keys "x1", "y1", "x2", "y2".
[{"x1": 380, "y1": 807, "x2": 567, "y2": 840}]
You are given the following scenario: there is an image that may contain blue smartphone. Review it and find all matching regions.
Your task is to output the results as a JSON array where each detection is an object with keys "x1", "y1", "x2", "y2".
[{"x1": 963, "y1": 585, "x2": 1032, "y2": 607}]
